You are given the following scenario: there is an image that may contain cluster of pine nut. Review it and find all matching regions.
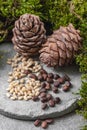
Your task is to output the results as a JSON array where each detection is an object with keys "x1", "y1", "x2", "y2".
[{"x1": 6, "y1": 53, "x2": 42, "y2": 100}]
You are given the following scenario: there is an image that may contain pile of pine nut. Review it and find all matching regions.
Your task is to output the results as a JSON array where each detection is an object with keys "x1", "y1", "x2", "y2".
[{"x1": 6, "y1": 53, "x2": 42, "y2": 100}]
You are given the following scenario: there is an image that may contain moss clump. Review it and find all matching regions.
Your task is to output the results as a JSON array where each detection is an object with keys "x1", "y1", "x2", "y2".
[
  {"x1": 76, "y1": 47, "x2": 87, "y2": 130},
  {"x1": 0, "y1": 0, "x2": 87, "y2": 44},
  {"x1": 0, "y1": 0, "x2": 42, "y2": 42}
]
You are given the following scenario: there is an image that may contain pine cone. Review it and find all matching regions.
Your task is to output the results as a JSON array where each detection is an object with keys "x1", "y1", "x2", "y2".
[
  {"x1": 12, "y1": 14, "x2": 46, "y2": 56},
  {"x1": 39, "y1": 24, "x2": 82, "y2": 67}
]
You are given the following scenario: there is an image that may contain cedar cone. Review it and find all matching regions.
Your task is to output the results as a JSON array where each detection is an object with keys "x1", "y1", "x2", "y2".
[
  {"x1": 39, "y1": 24, "x2": 82, "y2": 67},
  {"x1": 12, "y1": 14, "x2": 46, "y2": 56}
]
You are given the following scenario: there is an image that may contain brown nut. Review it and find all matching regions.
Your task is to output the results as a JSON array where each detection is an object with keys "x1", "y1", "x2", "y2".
[
  {"x1": 42, "y1": 73, "x2": 48, "y2": 81},
  {"x1": 65, "y1": 81, "x2": 71, "y2": 87},
  {"x1": 41, "y1": 121, "x2": 48, "y2": 129},
  {"x1": 41, "y1": 97, "x2": 47, "y2": 103},
  {"x1": 45, "y1": 83, "x2": 51, "y2": 90},
  {"x1": 45, "y1": 118, "x2": 54, "y2": 124},
  {"x1": 63, "y1": 74, "x2": 70, "y2": 81},
  {"x1": 40, "y1": 88, "x2": 47, "y2": 93},
  {"x1": 46, "y1": 77, "x2": 53, "y2": 83},
  {"x1": 40, "y1": 92, "x2": 46, "y2": 98},
  {"x1": 34, "y1": 119, "x2": 41, "y2": 126},
  {"x1": 38, "y1": 74, "x2": 44, "y2": 82},
  {"x1": 52, "y1": 87, "x2": 58, "y2": 93},
  {"x1": 24, "y1": 70, "x2": 32, "y2": 75},
  {"x1": 54, "y1": 74, "x2": 60, "y2": 79},
  {"x1": 47, "y1": 73, "x2": 54, "y2": 78},
  {"x1": 57, "y1": 77, "x2": 65, "y2": 84},
  {"x1": 62, "y1": 85, "x2": 69, "y2": 92},
  {"x1": 32, "y1": 96, "x2": 39, "y2": 101},
  {"x1": 46, "y1": 94, "x2": 53, "y2": 101},
  {"x1": 54, "y1": 80, "x2": 60, "y2": 87},
  {"x1": 41, "y1": 82, "x2": 46, "y2": 88},
  {"x1": 42, "y1": 103, "x2": 48, "y2": 110},
  {"x1": 54, "y1": 97, "x2": 61, "y2": 104},
  {"x1": 40, "y1": 69, "x2": 47, "y2": 74},
  {"x1": 29, "y1": 74, "x2": 37, "y2": 80},
  {"x1": 48, "y1": 99, "x2": 55, "y2": 107}
]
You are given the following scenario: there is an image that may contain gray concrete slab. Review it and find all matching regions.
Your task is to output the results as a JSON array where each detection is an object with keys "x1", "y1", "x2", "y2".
[
  {"x1": 0, "y1": 43, "x2": 81, "y2": 120},
  {"x1": 0, "y1": 112, "x2": 87, "y2": 130}
]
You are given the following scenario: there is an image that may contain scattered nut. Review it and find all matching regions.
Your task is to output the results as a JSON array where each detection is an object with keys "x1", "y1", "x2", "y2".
[
  {"x1": 54, "y1": 97, "x2": 61, "y2": 104},
  {"x1": 29, "y1": 74, "x2": 37, "y2": 80},
  {"x1": 40, "y1": 92, "x2": 46, "y2": 98},
  {"x1": 41, "y1": 97, "x2": 47, "y2": 103},
  {"x1": 47, "y1": 73, "x2": 54, "y2": 78},
  {"x1": 52, "y1": 87, "x2": 58, "y2": 93},
  {"x1": 42, "y1": 103, "x2": 48, "y2": 110},
  {"x1": 38, "y1": 74, "x2": 44, "y2": 82},
  {"x1": 57, "y1": 77, "x2": 65, "y2": 84},
  {"x1": 54, "y1": 74, "x2": 60, "y2": 79},
  {"x1": 32, "y1": 96, "x2": 39, "y2": 101},
  {"x1": 46, "y1": 94, "x2": 53, "y2": 101},
  {"x1": 48, "y1": 99, "x2": 55, "y2": 107},
  {"x1": 41, "y1": 82, "x2": 46, "y2": 88},
  {"x1": 46, "y1": 77, "x2": 53, "y2": 83},
  {"x1": 62, "y1": 85, "x2": 69, "y2": 92},
  {"x1": 45, "y1": 83, "x2": 51, "y2": 90},
  {"x1": 42, "y1": 73, "x2": 48, "y2": 81},
  {"x1": 34, "y1": 119, "x2": 41, "y2": 126},
  {"x1": 54, "y1": 80, "x2": 60, "y2": 87},
  {"x1": 40, "y1": 69, "x2": 47, "y2": 74},
  {"x1": 41, "y1": 121, "x2": 48, "y2": 129}
]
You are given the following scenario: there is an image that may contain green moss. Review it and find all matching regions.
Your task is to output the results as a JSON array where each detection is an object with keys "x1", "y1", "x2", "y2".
[
  {"x1": 0, "y1": 0, "x2": 42, "y2": 42},
  {"x1": 82, "y1": 125, "x2": 87, "y2": 130},
  {"x1": 76, "y1": 47, "x2": 87, "y2": 130},
  {"x1": 0, "y1": 0, "x2": 87, "y2": 44}
]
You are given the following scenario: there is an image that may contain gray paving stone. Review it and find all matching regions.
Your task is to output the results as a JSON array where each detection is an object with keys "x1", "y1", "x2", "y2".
[
  {"x1": 0, "y1": 43, "x2": 81, "y2": 120},
  {"x1": 0, "y1": 112, "x2": 87, "y2": 130}
]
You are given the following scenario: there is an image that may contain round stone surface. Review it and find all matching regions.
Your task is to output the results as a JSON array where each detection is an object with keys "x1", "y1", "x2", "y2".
[{"x1": 0, "y1": 43, "x2": 81, "y2": 120}]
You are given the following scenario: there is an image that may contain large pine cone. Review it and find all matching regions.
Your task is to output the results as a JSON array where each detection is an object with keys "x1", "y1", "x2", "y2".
[
  {"x1": 39, "y1": 24, "x2": 82, "y2": 67},
  {"x1": 12, "y1": 14, "x2": 46, "y2": 56}
]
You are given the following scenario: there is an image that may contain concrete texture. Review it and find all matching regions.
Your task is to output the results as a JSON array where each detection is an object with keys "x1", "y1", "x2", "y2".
[
  {"x1": 0, "y1": 112, "x2": 87, "y2": 130},
  {"x1": 0, "y1": 43, "x2": 81, "y2": 120}
]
